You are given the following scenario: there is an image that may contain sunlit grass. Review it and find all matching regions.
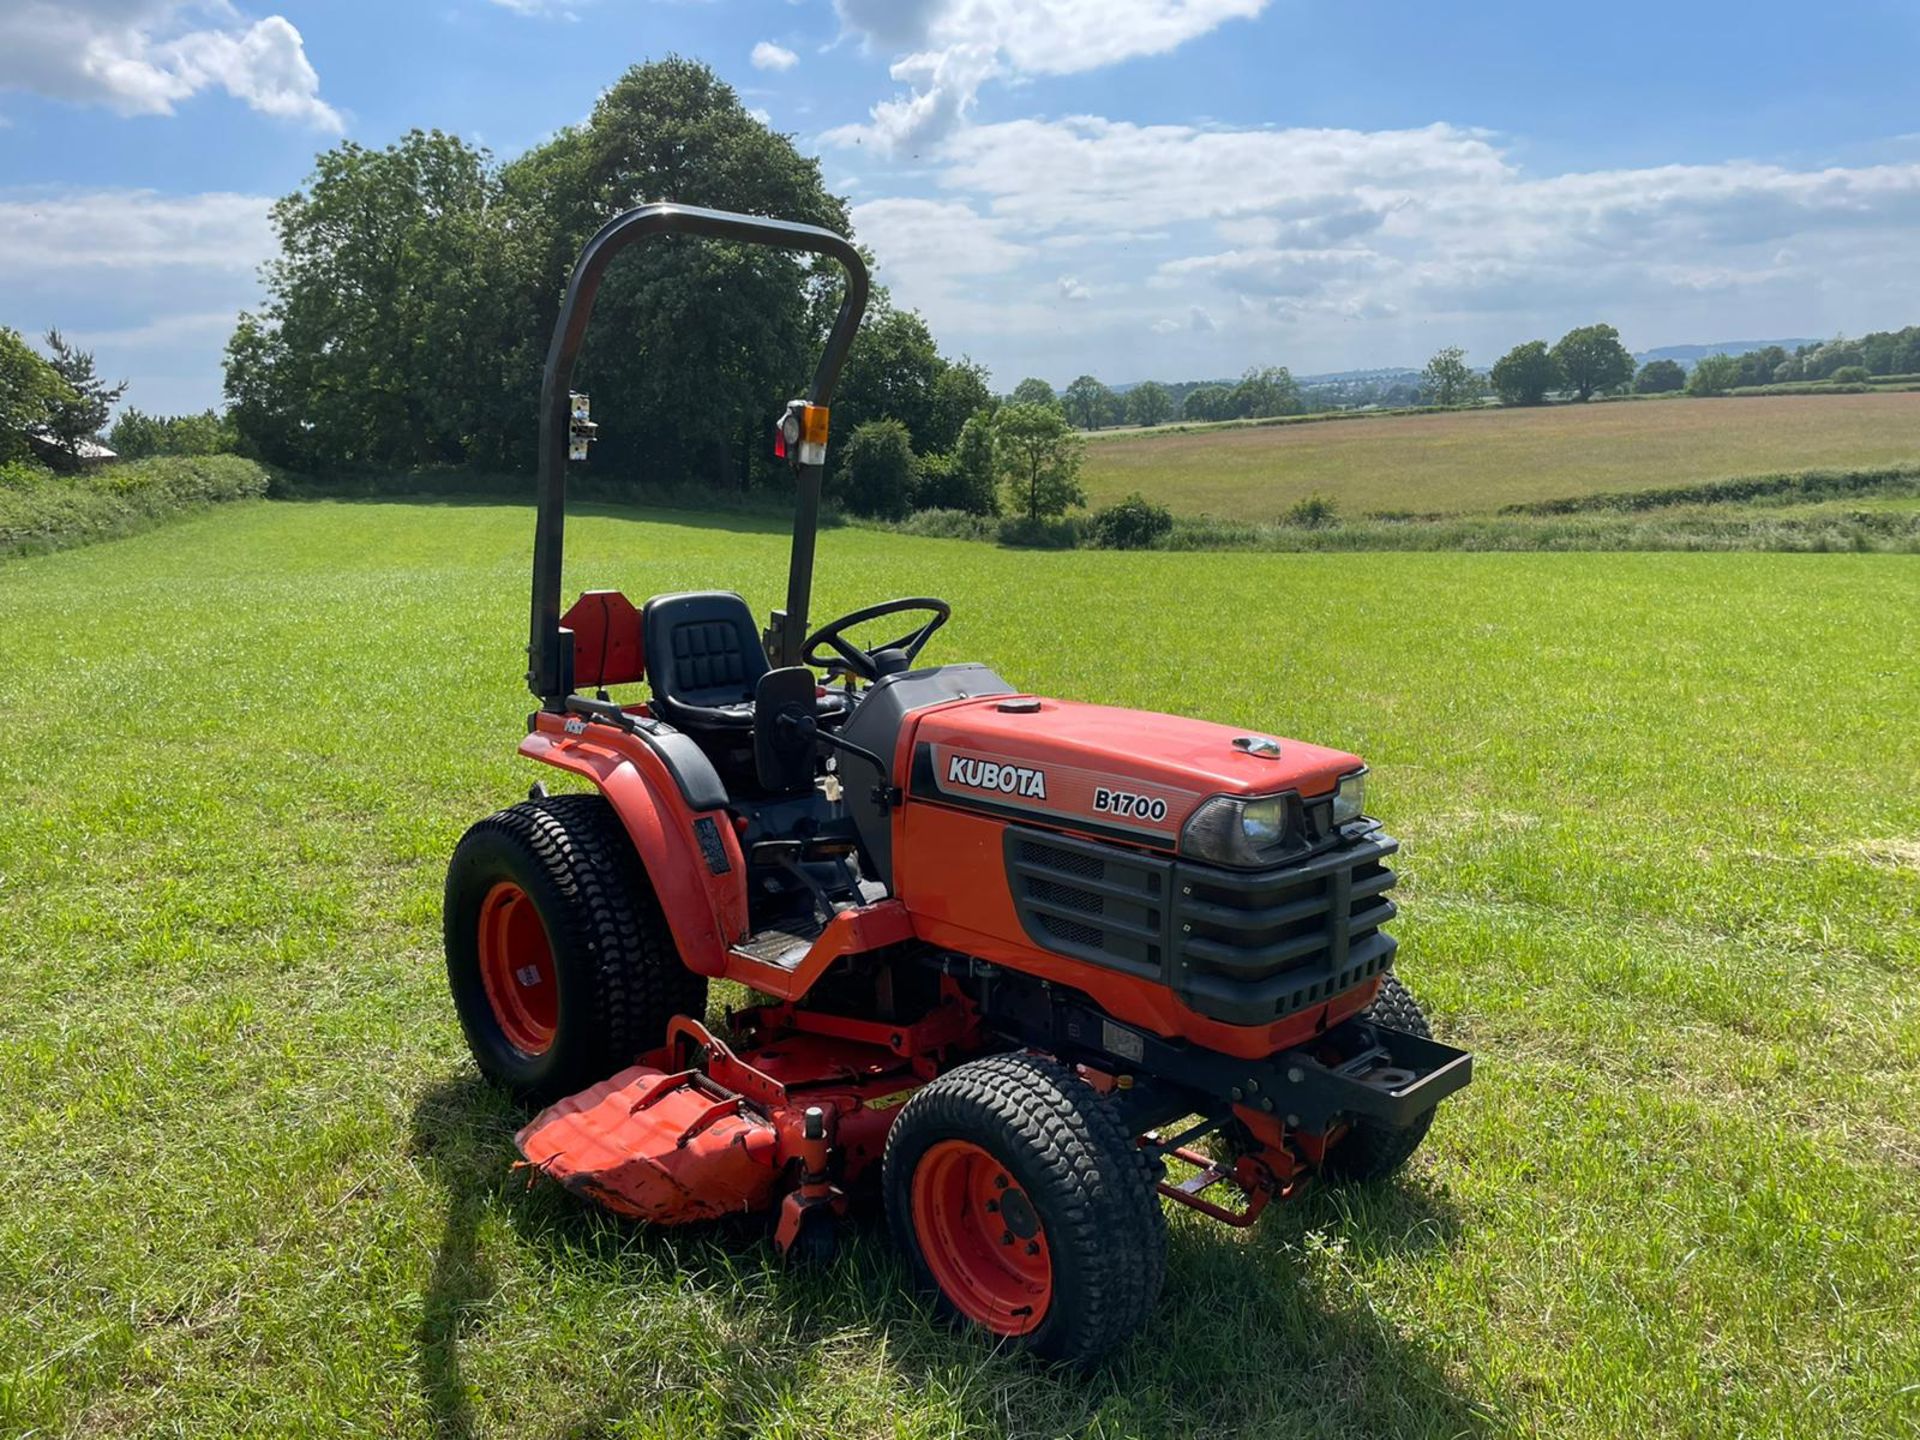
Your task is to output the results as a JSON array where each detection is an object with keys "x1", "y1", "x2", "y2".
[{"x1": 1, "y1": 499, "x2": 1916, "y2": 1437}]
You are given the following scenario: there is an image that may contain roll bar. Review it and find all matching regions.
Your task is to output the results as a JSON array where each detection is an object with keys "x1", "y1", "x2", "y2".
[{"x1": 527, "y1": 202, "x2": 871, "y2": 707}]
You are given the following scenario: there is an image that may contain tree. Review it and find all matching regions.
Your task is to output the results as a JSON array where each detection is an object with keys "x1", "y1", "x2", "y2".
[
  {"x1": 1228, "y1": 365, "x2": 1300, "y2": 419},
  {"x1": 40, "y1": 329, "x2": 128, "y2": 466},
  {"x1": 1634, "y1": 359, "x2": 1686, "y2": 394},
  {"x1": 0, "y1": 327, "x2": 73, "y2": 464},
  {"x1": 993, "y1": 403, "x2": 1085, "y2": 520},
  {"x1": 1061, "y1": 374, "x2": 1115, "y2": 430},
  {"x1": 1011, "y1": 377, "x2": 1059, "y2": 409},
  {"x1": 226, "y1": 59, "x2": 851, "y2": 482},
  {"x1": 1490, "y1": 340, "x2": 1563, "y2": 406},
  {"x1": 1686, "y1": 354, "x2": 1742, "y2": 397},
  {"x1": 109, "y1": 407, "x2": 238, "y2": 458},
  {"x1": 1831, "y1": 364, "x2": 1871, "y2": 385},
  {"x1": 926, "y1": 359, "x2": 992, "y2": 454},
  {"x1": 1419, "y1": 346, "x2": 1480, "y2": 407},
  {"x1": 1124, "y1": 381, "x2": 1171, "y2": 427},
  {"x1": 225, "y1": 128, "x2": 530, "y2": 471},
  {"x1": 916, "y1": 411, "x2": 999, "y2": 514},
  {"x1": 503, "y1": 59, "x2": 851, "y2": 486},
  {"x1": 1551, "y1": 324, "x2": 1634, "y2": 401},
  {"x1": 834, "y1": 302, "x2": 944, "y2": 458},
  {"x1": 1181, "y1": 384, "x2": 1232, "y2": 422},
  {"x1": 837, "y1": 418, "x2": 919, "y2": 519}
]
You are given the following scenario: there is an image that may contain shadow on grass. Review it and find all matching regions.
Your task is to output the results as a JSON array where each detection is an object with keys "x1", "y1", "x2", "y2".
[{"x1": 409, "y1": 1071, "x2": 1487, "y2": 1439}]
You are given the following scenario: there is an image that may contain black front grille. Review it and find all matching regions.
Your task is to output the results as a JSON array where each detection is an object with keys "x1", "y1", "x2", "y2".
[
  {"x1": 1003, "y1": 824, "x2": 1399, "y2": 1026},
  {"x1": 1171, "y1": 835, "x2": 1398, "y2": 1024},
  {"x1": 1005, "y1": 830, "x2": 1169, "y2": 979}
]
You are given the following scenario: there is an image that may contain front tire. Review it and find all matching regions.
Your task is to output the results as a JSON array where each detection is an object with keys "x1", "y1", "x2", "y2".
[
  {"x1": 443, "y1": 793, "x2": 706, "y2": 1104},
  {"x1": 883, "y1": 1053, "x2": 1167, "y2": 1365},
  {"x1": 1320, "y1": 971, "x2": 1437, "y2": 1183}
]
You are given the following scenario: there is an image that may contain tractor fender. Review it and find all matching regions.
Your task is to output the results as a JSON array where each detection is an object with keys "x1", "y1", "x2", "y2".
[{"x1": 519, "y1": 719, "x2": 748, "y2": 978}]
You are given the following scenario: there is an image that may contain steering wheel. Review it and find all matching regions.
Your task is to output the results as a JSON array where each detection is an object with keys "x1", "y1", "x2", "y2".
[{"x1": 802, "y1": 597, "x2": 951, "y2": 682}]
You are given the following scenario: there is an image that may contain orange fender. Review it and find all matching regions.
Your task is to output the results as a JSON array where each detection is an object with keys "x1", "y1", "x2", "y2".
[{"x1": 520, "y1": 715, "x2": 748, "y2": 977}]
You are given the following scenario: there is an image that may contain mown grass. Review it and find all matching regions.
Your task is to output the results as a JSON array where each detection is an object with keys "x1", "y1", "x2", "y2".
[
  {"x1": 2, "y1": 499, "x2": 1917, "y2": 1438},
  {"x1": 0, "y1": 455, "x2": 272, "y2": 559},
  {"x1": 1082, "y1": 391, "x2": 1920, "y2": 519}
]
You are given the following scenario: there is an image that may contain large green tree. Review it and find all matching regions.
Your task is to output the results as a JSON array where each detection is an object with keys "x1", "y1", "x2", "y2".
[
  {"x1": 1490, "y1": 340, "x2": 1563, "y2": 406},
  {"x1": 226, "y1": 59, "x2": 853, "y2": 483},
  {"x1": 1229, "y1": 365, "x2": 1301, "y2": 419},
  {"x1": 837, "y1": 417, "x2": 918, "y2": 519},
  {"x1": 41, "y1": 329, "x2": 128, "y2": 467},
  {"x1": 502, "y1": 59, "x2": 851, "y2": 486},
  {"x1": 1124, "y1": 381, "x2": 1171, "y2": 427},
  {"x1": 1634, "y1": 359, "x2": 1686, "y2": 394},
  {"x1": 1551, "y1": 324, "x2": 1634, "y2": 401},
  {"x1": 993, "y1": 403, "x2": 1085, "y2": 520},
  {"x1": 926, "y1": 359, "x2": 992, "y2": 454},
  {"x1": 1181, "y1": 384, "x2": 1232, "y2": 422},
  {"x1": 225, "y1": 129, "x2": 527, "y2": 470},
  {"x1": 1010, "y1": 377, "x2": 1059, "y2": 409},
  {"x1": 1686, "y1": 354, "x2": 1742, "y2": 397},
  {"x1": 0, "y1": 327, "x2": 73, "y2": 464},
  {"x1": 1420, "y1": 346, "x2": 1480, "y2": 407},
  {"x1": 1061, "y1": 373, "x2": 1115, "y2": 430}
]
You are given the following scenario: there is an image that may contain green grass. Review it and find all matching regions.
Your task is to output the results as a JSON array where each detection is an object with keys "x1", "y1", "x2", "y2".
[
  {"x1": 1082, "y1": 391, "x2": 1920, "y2": 519},
  {"x1": 3, "y1": 498, "x2": 1918, "y2": 1438}
]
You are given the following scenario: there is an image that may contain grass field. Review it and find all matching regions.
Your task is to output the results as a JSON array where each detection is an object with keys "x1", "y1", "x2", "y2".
[
  {"x1": 3, "y1": 499, "x2": 1918, "y2": 1438},
  {"x1": 1083, "y1": 392, "x2": 1920, "y2": 518}
]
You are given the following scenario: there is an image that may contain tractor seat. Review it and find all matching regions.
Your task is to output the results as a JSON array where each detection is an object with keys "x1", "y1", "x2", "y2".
[{"x1": 643, "y1": 590, "x2": 846, "y2": 739}]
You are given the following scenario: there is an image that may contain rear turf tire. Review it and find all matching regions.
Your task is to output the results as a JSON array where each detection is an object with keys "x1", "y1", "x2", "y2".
[
  {"x1": 883, "y1": 1052, "x2": 1167, "y2": 1366},
  {"x1": 443, "y1": 792, "x2": 707, "y2": 1105},
  {"x1": 1319, "y1": 971, "x2": 1436, "y2": 1184}
]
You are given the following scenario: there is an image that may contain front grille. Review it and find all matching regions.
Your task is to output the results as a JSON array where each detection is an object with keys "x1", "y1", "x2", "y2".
[
  {"x1": 1003, "y1": 823, "x2": 1399, "y2": 1026},
  {"x1": 1005, "y1": 830, "x2": 1168, "y2": 979},
  {"x1": 1172, "y1": 834, "x2": 1398, "y2": 1025}
]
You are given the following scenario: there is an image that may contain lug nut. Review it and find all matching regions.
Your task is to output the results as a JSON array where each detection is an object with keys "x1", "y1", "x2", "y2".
[
  {"x1": 1002, "y1": 1231, "x2": 1014, "y2": 1245},
  {"x1": 985, "y1": 1199, "x2": 999, "y2": 1213}
]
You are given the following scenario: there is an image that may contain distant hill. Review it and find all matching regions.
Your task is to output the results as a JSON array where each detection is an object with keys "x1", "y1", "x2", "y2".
[{"x1": 1634, "y1": 339, "x2": 1819, "y2": 370}]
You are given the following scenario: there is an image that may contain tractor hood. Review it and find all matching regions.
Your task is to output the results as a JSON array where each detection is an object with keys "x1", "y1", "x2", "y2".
[{"x1": 908, "y1": 695, "x2": 1363, "y2": 850}]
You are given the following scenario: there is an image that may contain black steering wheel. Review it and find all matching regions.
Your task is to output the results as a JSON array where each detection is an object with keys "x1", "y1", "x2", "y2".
[{"x1": 802, "y1": 597, "x2": 951, "y2": 682}]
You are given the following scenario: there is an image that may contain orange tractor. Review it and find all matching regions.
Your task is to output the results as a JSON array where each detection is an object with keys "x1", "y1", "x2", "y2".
[{"x1": 444, "y1": 204, "x2": 1471, "y2": 1363}]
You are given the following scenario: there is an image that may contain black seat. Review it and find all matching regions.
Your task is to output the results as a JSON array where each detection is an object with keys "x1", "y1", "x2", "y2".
[{"x1": 644, "y1": 590, "x2": 768, "y2": 732}]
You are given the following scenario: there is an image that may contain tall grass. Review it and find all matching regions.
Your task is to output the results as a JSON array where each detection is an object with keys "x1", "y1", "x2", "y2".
[{"x1": 0, "y1": 454, "x2": 273, "y2": 559}]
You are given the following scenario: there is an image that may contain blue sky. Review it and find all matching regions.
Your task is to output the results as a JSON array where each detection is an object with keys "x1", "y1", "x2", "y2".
[{"x1": 3, "y1": 1, "x2": 1918, "y2": 413}]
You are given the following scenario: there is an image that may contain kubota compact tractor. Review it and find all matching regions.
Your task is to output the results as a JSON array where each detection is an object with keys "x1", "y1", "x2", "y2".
[{"x1": 443, "y1": 204, "x2": 1471, "y2": 1363}]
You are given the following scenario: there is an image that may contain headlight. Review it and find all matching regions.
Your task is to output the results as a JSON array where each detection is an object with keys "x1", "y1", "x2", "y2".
[
  {"x1": 1331, "y1": 768, "x2": 1367, "y2": 825},
  {"x1": 1181, "y1": 793, "x2": 1293, "y2": 867}
]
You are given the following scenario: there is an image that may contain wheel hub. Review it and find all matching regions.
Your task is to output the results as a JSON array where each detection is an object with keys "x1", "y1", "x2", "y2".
[
  {"x1": 909, "y1": 1139, "x2": 1052, "y2": 1335},
  {"x1": 476, "y1": 880, "x2": 558, "y2": 1056}
]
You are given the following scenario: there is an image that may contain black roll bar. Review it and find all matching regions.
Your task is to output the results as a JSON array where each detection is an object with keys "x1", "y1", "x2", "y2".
[{"x1": 527, "y1": 202, "x2": 871, "y2": 707}]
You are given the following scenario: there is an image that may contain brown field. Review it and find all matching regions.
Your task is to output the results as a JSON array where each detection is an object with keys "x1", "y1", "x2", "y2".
[{"x1": 1081, "y1": 392, "x2": 1920, "y2": 518}]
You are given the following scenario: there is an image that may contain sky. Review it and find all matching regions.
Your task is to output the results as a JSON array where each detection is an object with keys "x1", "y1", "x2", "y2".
[{"x1": 3, "y1": 1, "x2": 1919, "y2": 413}]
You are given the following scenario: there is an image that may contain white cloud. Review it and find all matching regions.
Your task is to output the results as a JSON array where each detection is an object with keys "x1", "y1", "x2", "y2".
[
  {"x1": 0, "y1": 188, "x2": 277, "y2": 412},
  {"x1": 0, "y1": 189, "x2": 275, "y2": 272},
  {"x1": 0, "y1": 1, "x2": 341, "y2": 129},
  {"x1": 1057, "y1": 275, "x2": 1091, "y2": 302},
  {"x1": 848, "y1": 110, "x2": 1920, "y2": 383},
  {"x1": 828, "y1": 0, "x2": 1265, "y2": 152},
  {"x1": 850, "y1": 197, "x2": 1033, "y2": 286},
  {"x1": 752, "y1": 41, "x2": 799, "y2": 71}
]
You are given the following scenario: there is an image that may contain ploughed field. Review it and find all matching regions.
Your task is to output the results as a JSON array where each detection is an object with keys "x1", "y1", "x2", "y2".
[
  {"x1": 1082, "y1": 390, "x2": 1920, "y2": 518},
  {"x1": 2, "y1": 498, "x2": 1916, "y2": 1438}
]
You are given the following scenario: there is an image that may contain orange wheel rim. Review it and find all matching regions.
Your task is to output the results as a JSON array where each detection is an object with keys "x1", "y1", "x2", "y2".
[
  {"x1": 909, "y1": 1139, "x2": 1052, "y2": 1335},
  {"x1": 476, "y1": 881, "x2": 558, "y2": 1056}
]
